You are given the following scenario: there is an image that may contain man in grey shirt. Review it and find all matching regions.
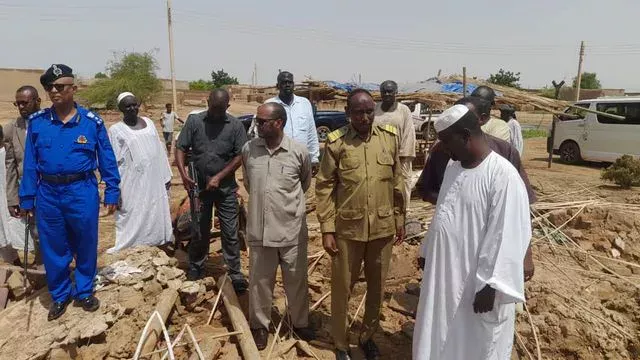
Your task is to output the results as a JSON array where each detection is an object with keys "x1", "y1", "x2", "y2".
[
  {"x1": 176, "y1": 89, "x2": 248, "y2": 293},
  {"x1": 242, "y1": 102, "x2": 314, "y2": 349}
]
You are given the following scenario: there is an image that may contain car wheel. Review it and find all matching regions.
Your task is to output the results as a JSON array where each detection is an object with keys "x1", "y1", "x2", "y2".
[
  {"x1": 422, "y1": 123, "x2": 437, "y2": 142},
  {"x1": 559, "y1": 141, "x2": 582, "y2": 164},
  {"x1": 317, "y1": 126, "x2": 331, "y2": 142}
]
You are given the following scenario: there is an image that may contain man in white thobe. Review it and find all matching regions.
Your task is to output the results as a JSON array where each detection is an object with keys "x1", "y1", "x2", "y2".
[
  {"x1": 107, "y1": 92, "x2": 173, "y2": 253},
  {"x1": 500, "y1": 104, "x2": 524, "y2": 156},
  {"x1": 413, "y1": 104, "x2": 531, "y2": 360}
]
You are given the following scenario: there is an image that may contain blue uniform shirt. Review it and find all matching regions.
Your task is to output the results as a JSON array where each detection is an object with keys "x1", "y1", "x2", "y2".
[{"x1": 19, "y1": 104, "x2": 121, "y2": 210}]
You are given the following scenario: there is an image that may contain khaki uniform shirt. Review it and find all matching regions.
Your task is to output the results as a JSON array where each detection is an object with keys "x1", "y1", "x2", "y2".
[
  {"x1": 4, "y1": 117, "x2": 27, "y2": 207},
  {"x1": 242, "y1": 135, "x2": 311, "y2": 247},
  {"x1": 374, "y1": 102, "x2": 416, "y2": 158},
  {"x1": 481, "y1": 116, "x2": 511, "y2": 142},
  {"x1": 316, "y1": 124, "x2": 406, "y2": 242}
]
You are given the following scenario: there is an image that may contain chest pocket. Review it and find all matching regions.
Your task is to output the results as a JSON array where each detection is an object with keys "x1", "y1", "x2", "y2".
[
  {"x1": 273, "y1": 161, "x2": 299, "y2": 191},
  {"x1": 72, "y1": 141, "x2": 95, "y2": 153},
  {"x1": 377, "y1": 151, "x2": 394, "y2": 180}
]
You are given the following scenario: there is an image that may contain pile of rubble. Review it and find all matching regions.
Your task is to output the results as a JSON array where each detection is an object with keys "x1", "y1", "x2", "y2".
[{"x1": 0, "y1": 247, "x2": 244, "y2": 360}]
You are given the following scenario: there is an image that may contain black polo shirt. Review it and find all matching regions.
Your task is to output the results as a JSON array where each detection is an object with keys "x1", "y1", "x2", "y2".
[{"x1": 176, "y1": 111, "x2": 247, "y2": 191}]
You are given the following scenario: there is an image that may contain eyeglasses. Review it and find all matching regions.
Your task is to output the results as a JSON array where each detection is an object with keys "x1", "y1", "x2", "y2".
[
  {"x1": 255, "y1": 117, "x2": 278, "y2": 126},
  {"x1": 44, "y1": 83, "x2": 73, "y2": 92}
]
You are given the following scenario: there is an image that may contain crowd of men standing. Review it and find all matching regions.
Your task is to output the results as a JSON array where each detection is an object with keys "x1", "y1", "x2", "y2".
[{"x1": 0, "y1": 64, "x2": 534, "y2": 360}]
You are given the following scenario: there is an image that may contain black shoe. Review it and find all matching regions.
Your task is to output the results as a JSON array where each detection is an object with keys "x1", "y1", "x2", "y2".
[
  {"x1": 359, "y1": 339, "x2": 381, "y2": 360},
  {"x1": 294, "y1": 327, "x2": 316, "y2": 342},
  {"x1": 251, "y1": 328, "x2": 268, "y2": 350},
  {"x1": 232, "y1": 278, "x2": 248, "y2": 294},
  {"x1": 186, "y1": 268, "x2": 202, "y2": 281},
  {"x1": 335, "y1": 350, "x2": 352, "y2": 360},
  {"x1": 75, "y1": 295, "x2": 100, "y2": 312},
  {"x1": 48, "y1": 298, "x2": 70, "y2": 321}
]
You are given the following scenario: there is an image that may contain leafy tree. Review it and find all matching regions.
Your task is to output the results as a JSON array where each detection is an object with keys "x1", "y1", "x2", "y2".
[
  {"x1": 601, "y1": 155, "x2": 640, "y2": 188},
  {"x1": 80, "y1": 51, "x2": 163, "y2": 109},
  {"x1": 189, "y1": 79, "x2": 214, "y2": 91},
  {"x1": 94, "y1": 72, "x2": 108, "y2": 79},
  {"x1": 211, "y1": 68, "x2": 239, "y2": 88},
  {"x1": 488, "y1": 69, "x2": 521, "y2": 88},
  {"x1": 573, "y1": 72, "x2": 601, "y2": 89}
]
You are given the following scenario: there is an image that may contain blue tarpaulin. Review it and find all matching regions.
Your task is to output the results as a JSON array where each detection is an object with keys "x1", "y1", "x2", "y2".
[
  {"x1": 324, "y1": 81, "x2": 379, "y2": 92},
  {"x1": 440, "y1": 81, "x2": 478, "y2": 94}
]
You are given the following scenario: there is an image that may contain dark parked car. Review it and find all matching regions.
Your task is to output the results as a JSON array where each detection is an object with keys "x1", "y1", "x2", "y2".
[{"x1": 237, "y1": 111, "x2": 348, "y2": 142}]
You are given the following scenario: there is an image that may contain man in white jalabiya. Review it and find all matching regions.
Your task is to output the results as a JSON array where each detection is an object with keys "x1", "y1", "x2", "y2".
[
  {"x1": 107, "y1": 92, "x2": 173, "y2": 253},
  {"x1": 413, "y1": 104, "x2": 532, "y2": 360}
]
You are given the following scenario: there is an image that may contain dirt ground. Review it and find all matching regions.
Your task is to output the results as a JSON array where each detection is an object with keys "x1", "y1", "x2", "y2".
[{"x1": 1, "y1": 100, "x2": 639, "y2": 359}]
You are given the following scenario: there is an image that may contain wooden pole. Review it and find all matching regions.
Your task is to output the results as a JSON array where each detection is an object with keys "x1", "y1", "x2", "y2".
[
  {"x1": 547, "y1": 118, "x2": 556, "y2": 168},
  {"x1": 462, "y1": 67, "x2": 467, "y2": 97},
  {"x1": 575, "y1": 41, "x2": 585, "y2": 101},
  {"x1": 215, "y1": 275, "x2": 261, "y2": 359},
  {"x1": 140, "y1": 289, "x2": 179, "y2": 356},
  {"x1": 167, "y1": 0, "x2": 178, "y2": 109}
]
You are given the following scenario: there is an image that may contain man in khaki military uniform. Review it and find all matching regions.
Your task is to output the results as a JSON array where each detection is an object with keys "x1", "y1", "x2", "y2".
[{"x1": 316, "y1": 89, "x2": 406, "y2": 360}]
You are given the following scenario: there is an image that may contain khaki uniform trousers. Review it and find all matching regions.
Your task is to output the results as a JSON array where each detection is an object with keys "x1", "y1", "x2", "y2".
[
  {"x1": 249, "y1": 239, "x2": 309, "y2": 329},
  {"x1": 331, "y1": 236, "x2": 394, "y2": 351},
  {"x1": 400, "y1": 157, "x2": 413, "y2": 210}
]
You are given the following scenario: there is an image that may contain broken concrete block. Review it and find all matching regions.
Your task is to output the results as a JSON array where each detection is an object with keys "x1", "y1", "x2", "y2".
[
  {"x1": 157, "y1": 266, "x2": 185, "y2": 285},
  {"x1": 388, "y1": 292, "x2": 419, "y2": 318},
  {"x1": 613, "y1": 237, "x2": 626, "y2": 252},
  {"x1": 143, "y1": 280, "x2": 163, "y2": 297},
  {"x1": 611, "y1": 248, "x2": 621, "y2": 259},
  {"x1": 179, "y1": 281, "x2": 201, "y2": 295},
  {"x1": 167, "y1": 279, "x2": 184, "y2": 290},
  {"x1": 152, "y1": 256, "x2": 169, "y2": 267},
  {"x1": 201, "y1": 277, "x2": 216, "y2": 291},
  {"x1": 6, "y1": 271, "x2": 26, "y2": 299}
]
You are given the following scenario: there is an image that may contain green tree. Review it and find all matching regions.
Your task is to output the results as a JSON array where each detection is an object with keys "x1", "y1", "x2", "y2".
[
  {"x1": 488, "y1": 68, "x2": 521, "y2": 88},
  {"x1": 211, "y1": 68, "x2": 239, "y2": 88},
  {"x1": 94, "y1": 72, "x2": 108, "y2": 79},
  {"x1": 573, "y1": 72, "x2": 601, "y2": 89},
  {"x1": 80, "y1": 51, "x2": 163, "y2": 109},
  {"x1": 189, "y1": 79, "x2": 214, "y2": 91}
]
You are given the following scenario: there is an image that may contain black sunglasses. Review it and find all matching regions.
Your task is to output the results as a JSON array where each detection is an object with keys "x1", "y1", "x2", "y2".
[
  {"x1": 44, "y1": 83, "x2": 73, "y2": 92},
  {"x1": 255, "y1": 117, "x2": 279, "y2": 126}
]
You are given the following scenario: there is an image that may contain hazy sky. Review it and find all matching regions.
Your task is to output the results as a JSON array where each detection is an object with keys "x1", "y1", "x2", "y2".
[{"x1": 1, "y1": 0, "x2": 639, "y2": 89}]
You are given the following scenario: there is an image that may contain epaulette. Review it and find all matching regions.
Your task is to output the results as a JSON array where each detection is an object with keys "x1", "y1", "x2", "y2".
[
  {"x1": 85, "y1": 111, "x2": 103, "y2": 125},
  {"x1": 327, "y1": 126, "x2": 348, "y2": 143},
  {"x1": 379, "y1": 124, "x2": 398, "y2": 136},
  {"x1": 28, "y1": 109, "x2": 47, "y2": 121}
]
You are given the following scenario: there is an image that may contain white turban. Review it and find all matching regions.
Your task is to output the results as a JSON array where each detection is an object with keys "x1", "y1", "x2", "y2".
[
  {"x1": 434, "y1": 104, "x2": 469, "y2": 133},
  {"x1": 117, "y1": 92, "x2": 135, "y2": 106}
]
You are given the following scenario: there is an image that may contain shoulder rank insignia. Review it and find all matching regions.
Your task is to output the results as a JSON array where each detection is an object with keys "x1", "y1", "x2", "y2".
[
  {"x1": 327, "y1": 126, "x2": 348, "y2": 143},
  {"x1": 76, "y1": 135, "x2": 88, "y2": 144},
  {"x1": 380, "y1": 124, "x2": 398, "y2": 136},
  {"x1": 86, "y1": 111, "x2": 103, "y2": 125},
  {"x1": 28, "y1": 109, "x2": 46, "y2": 121}
]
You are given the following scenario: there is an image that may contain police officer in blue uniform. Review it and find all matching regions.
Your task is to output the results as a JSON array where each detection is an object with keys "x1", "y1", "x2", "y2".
[{"x1": 19, "y1": 64, "x2": 121, "y2": 321}]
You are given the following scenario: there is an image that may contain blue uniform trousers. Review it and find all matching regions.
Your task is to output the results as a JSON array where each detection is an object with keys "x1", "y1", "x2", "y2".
[{"x1": 36, "y1": 177, "x2": 99, "y2": 303}]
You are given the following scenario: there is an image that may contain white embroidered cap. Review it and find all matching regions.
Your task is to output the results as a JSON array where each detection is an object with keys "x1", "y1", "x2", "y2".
[
  {"x1": 116, "y1": 92, "x2": 135, "y2": 106},
  {"x1": 434, "y1": 104, "x2": 469, "y2": 133}
]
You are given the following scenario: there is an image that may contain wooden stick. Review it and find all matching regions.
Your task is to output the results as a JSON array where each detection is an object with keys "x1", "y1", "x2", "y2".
[
  {"x1": 0, "y1": 264, "x2": 46, "y2": 275},
  {"x1": 310, "y1": 291, "x2": 330, "y2": 311},
  {"x1": 136, "y1": 289, "x2": 179, "y2": 358},
  {"x1": 550, "y1": 289, "x2": 632, "y2": 338},
  {"x1": 538, "y1": 243, "x2": 640, "y2": 269},
  {"x1": 185, "y1": 324, "x2": 205, "y2": 360},
  {"x1": 515, "y1": 330, "x2": 535, "y2": 360},
  {"x1": 349, "y1": 291, "x2": 367, "y2": 328},
  {"x1": 149, "y1": 331, "x2": 244, "y2": 358},
  {"x1": 266, "y1": 308, "x2": 287, "y2": 360},
  {"x1": 134, "y1": 310, "x2": 176, "y2": 360},
  {"x1": 206, "y1": 273, "x2": 227, "y2": 325},
  {"x1": 308, "y1": 251, "x2": 326, "y2": 275},
  {"x1": 523, "y1": 303, "x2": 542, "y2": 360},
  {"x1": 215, "y1": 274, "x2": 261, "y2": 359}
]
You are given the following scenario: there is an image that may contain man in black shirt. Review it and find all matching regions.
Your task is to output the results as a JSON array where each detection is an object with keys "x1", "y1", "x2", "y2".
[{"x1": 176, "y1": 89, "x2": 248, "y2": 292}]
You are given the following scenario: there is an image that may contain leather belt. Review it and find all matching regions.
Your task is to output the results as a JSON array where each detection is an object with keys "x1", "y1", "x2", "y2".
[{"x1": 41, "y1": 172, "x2": 90, "y2": 185}]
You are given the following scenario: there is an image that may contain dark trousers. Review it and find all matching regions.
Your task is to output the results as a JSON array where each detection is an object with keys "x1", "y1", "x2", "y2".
[{"x1": 188, "y1": 189, "x2": 244, "y2": 281}]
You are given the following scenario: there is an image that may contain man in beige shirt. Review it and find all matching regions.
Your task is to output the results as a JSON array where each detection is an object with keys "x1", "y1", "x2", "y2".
[
  {"x1": 242, "y1": 102, "x2": 314, "y2": 350},
  {"x1": 471, "y1": 86, "x2": 511, "y2": 142},
  {"x1": 374, "y1": 80, "x2": 416, "y2": 208}
]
